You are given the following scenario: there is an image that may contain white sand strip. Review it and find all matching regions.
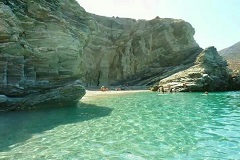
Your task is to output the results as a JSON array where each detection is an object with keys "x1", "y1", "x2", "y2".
[{"x1": 80, "y1": 90, "x2": 150, "y2": 101}]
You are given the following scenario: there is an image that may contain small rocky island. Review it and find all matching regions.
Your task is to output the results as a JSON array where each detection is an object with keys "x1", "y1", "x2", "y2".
[{"x1": 0, "y1": 0, "x2": 239, "y2": 111}]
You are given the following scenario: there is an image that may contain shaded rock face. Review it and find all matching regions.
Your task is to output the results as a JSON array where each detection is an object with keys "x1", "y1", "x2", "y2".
[
  {"x1": 0, "y1": 1, "x2": 94, "y2": 111},
  {"x1": 159, "y1": 47, "x2": 231, "y2": 92},
  {"x1": 82, "y1": 14, "x2": 200, "y2": 86},
  {"x1": 228, "y1": 71, "x2": 240, "y2": 91}
]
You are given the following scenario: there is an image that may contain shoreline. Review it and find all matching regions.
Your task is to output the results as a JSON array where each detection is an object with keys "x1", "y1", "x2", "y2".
[{"x1": 80, "y1": 89, "x2": 150, "y2": 101}]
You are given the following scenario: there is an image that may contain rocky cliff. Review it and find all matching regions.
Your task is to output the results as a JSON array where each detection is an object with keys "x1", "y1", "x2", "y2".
[
  {"x1": 219, "y1": 41, "x2": 240, "y2": 71},
  {"x1": 82, "y1": 14, "x2": 201, "y2": 86},
  {"x1": 159, "y1": 47, "x2": 232, "y2": 91},
  {"x1": 1, "y1": 1, "x2": 237, "y2": 111},
  {"x1": 0, "y1": 0, "x2": 94, "y2": 111},
  {"x1": 82, "y1": 14, "x2": 239, "y2": 92},
  {"x1": 219, "y1": 41, "x2": 240, "y2": 90}
]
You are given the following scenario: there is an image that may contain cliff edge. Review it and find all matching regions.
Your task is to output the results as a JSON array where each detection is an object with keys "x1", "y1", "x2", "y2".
[
  {"x1": 1, "y1": 1, "x2": 237, "y2": 111},
  {"x1": 82, "y1": 14, "x2": 201, "y2": 86}
]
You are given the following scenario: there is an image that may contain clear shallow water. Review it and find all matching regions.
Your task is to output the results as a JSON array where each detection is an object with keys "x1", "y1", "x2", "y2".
[{"x1": 0, "y1": 92, "x2": 240, "y2": 159}]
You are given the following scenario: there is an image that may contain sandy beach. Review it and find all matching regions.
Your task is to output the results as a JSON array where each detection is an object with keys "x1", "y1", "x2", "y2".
[{"x1": 81, "y1": 89, "x2": 150, "y2": 101}]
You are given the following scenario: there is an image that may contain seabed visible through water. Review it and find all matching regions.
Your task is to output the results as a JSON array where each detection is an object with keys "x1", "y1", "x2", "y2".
[{"x1": 0, "y1": 91, "x2": 240, "y2": 159}]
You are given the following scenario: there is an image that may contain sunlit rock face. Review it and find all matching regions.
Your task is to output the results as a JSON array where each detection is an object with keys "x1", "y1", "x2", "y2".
[
  {"x1": 219, "y1": 41, "x2": 240, "y2": 71},
  {"x1": 1, "y1": 0, "x2": 235, "y2": 111},
  {"x1": 82, "y1": 14, "x2": 201, "y2": 86},
  {"x1": 218, "y1": 42, "x2": 240, "y2": 89},
  {"x1": 0, "y1": 0, "x2": 95, "y2": 111},
  {"x1": 159, "y1": 47, "x2": 232, "y2": 91}
]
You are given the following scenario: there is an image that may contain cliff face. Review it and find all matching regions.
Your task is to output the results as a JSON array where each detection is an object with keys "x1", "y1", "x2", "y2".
[
  {"x1": 219, "y1": 41, "x2": 240, "y2": 90},
  {"x1": 159, "y1": 47, "x2": 232, "y2": 91},
  {"x1": 1, "y1": 1, "x2": 236, "y2": 110},
  {"x1": 219, "y1": 41, "x2": 240, "y2": 71},
  {"x1": 0, "y1": 0, "x2": 95, "y2": 111},
  {"x1": 82, "y1": 14, "x2": 201, "y2": 86}
]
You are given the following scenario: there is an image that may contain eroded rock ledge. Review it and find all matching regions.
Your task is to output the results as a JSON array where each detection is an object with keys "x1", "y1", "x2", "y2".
[
  {"x1": 159, "y1": 47, "x2": 232, "y2": 92},
  {"x1": 1, "y1": 1, "x2": 237, "y2": 111},
  {"x1": 83, "y1": 14, "x2": 238, "y2": 91},
  {"x1": 82, "y1": 14, "x2": 201, "y2": 86},
  {"x1": 0, "y1": 0, "x2": 94, "y2": 111}
]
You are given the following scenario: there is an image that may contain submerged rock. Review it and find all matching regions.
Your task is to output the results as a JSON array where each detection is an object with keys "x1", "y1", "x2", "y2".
[{"x1": 0, "y1": 1, "x2": 94, "y2": 111}]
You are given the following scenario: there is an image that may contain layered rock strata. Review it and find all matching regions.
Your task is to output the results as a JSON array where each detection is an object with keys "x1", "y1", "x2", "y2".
[
  {"x1": 0, "y1": 0, "x2": 94, "y2": 111},
  {"x1": 1, "y1": 0, "x2": 237, "y2": 111},
  {"x1": 82, "y1": 14, "x2": 201, "y2": 86},
  {"x1": 159, "y1": 47, "x2": 232, "y2": 91}
]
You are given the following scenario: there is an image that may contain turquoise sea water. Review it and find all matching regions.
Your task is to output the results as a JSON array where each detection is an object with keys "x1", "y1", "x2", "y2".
[{"x1": 0, "y1": 92, "x2": 240, "y2": 159}]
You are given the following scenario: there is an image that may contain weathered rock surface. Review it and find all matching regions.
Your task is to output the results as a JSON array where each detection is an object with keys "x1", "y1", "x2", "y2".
[
  {"x1": 1, "y1": 1, "x2": 238, "y2": 111},
  {"x1": 219, "y1": 41, "x2": 240, "y2": 71},
  {"x1": 0, "y1": 0, "x2": 94, "y2": 111},
  {"x1": 218, "y1": 41, "x2": 240, "y2": 90},
  {"x1": 82, "y1": 14, "x2": 201, "y2": 86},
  {"x1": 159, "y1": 47, "x2": 232, "y2": 91}
]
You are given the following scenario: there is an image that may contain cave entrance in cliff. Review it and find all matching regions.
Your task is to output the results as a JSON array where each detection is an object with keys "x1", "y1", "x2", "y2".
[{"x1": 97, "y1": 71, "x2": 102, "y2": 86}]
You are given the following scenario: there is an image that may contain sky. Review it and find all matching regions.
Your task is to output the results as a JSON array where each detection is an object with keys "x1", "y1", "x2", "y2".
[{"x1": 76, "y1": 0, "x2": 240, "y2": 51}]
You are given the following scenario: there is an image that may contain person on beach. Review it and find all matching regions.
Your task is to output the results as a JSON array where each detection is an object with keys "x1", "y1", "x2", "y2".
[
  {"x1": 100, "y1": 86, "x2": 108, "y2": 91},
  {"x1": 100, "y1": 86, "x2": 105, "y2": 91}
]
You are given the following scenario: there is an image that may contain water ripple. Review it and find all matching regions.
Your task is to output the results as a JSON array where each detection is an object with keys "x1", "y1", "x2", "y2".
[{"x1": 0, "y1": 92, "x2": 240, "y2": 159}]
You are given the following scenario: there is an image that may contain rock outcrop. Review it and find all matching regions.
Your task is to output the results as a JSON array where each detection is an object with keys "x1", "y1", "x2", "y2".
[
  {"x1": 159, "y1": 47, "x2": 232, "y2": 92},
  {"x1": 219, "y1": 41, "x2": 240, "y2": 90},
  {"x1": 0, "y1": 0, "x2": 94, "y2": 111},
  {"x1": 219, "y1": 41, "x2": 240, "y2": 71},
  {"x1": 1, "y1": 1, "x2": 237, "y2": 111},
  {"x1": 82, "y1": 14, "x2": 201, "y2": 86}
]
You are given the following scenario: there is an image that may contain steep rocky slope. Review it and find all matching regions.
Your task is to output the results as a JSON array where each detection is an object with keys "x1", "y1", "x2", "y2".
[
  {"x1": 159, "y1": 47, "x2": 232, "y2": 91},
  {"x1": 82, "y1": 14, "x2": 201, "y2": 86},
  {"x1": 1, "y1": 1, "x2": 237, "y2": 111},
  {"x1": 0, "y1": 0, "x2": 94, "y2": 111},
  {"x1": 219, "y1": 41, "x2": 240, "y2": 58},
  {"x1": 219, "y1": 41, "x2": 240, "y2": 70}
]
